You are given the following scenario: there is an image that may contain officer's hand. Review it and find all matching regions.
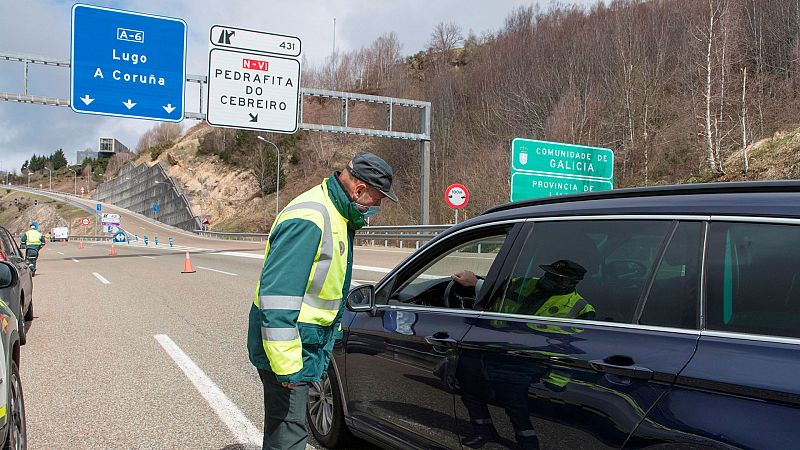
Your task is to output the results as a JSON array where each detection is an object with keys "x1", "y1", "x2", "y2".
[
  {"x1": 452, "y1": 270, "x2": 478, "y2": 288},
  {"x1": 281, "y1": 382, "x2": 298, "y2": 389}
]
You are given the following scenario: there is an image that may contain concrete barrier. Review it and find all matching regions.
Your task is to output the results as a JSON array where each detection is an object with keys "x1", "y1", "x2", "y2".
[{"x1": 94, "y1": 162, "x2": 200, "y2": 231}]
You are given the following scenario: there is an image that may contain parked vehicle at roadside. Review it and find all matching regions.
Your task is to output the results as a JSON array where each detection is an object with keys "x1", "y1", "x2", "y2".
[
  {"x1": 0, "y1": 227, "x2": 33, "y2": 345},
  {"x1": 0, "y1": 262, "x2": 27, "y2": 448},
  {"x1": 50, "y1": 227, "x2": 69, "y2": 242},
  {"x1": 310, "y1": 181, "x2": 800, "y2": 450}
]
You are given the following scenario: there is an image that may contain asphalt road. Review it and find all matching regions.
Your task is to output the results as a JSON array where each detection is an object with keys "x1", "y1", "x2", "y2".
[{"x1": 20, "y1": 238, "x2": 412, "y2": 449}]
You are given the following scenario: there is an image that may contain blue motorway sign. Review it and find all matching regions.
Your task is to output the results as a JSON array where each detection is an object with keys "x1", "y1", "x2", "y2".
[
  {"x1": 70, "y1": 4, "x2": 186, "y2": 121},
  {"x1": 153, "y1": 203, "x2": 159, "y2": 213},
  {"x1": 96, "y1": 203, "x2": 102, "y2": 211}
]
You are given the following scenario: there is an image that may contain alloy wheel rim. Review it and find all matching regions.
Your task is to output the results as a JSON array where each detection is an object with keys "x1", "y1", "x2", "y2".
[
  {"x1": 308, "y1": 377, "x2": 333, "y2": 435},
  {"x1": 10, "y1": 372, "x2": 25, "y2": 450}
]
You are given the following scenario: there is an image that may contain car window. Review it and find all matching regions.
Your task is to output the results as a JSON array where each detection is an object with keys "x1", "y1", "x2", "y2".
[
  {"x1": 0, "y1": 230, "x2": 18, "y2": 258},
  {"x1": 489, "y1": 220, "x2": 673, "y2": 323},
  {"x1": 706, "y1": 222, "x2": 800, "y2": 339},
  {"x1": 638, "y1": 221, "x2": 704, "y2": 329},
  {"x1": 382, "y1": 232, "x2": 509, "y2": 309}
]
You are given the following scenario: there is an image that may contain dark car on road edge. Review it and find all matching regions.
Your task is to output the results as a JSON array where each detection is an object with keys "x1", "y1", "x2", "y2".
[
  {"x1": 307, "y1": 181, "x2": 800, "y2": 449},
  {"x1": 0, "y1": 227, "x2": 32, "y2": 345}
]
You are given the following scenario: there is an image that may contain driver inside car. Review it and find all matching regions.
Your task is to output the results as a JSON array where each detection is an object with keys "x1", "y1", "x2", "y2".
[{"x1": 452, "y1": 259, "x2": 596, "y2": 320}]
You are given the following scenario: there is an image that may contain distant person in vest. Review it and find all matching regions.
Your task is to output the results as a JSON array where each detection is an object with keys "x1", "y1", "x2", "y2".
[
  {"x1": 452, "y1": 259, "x2": 595, "y2": 320},
  {"x1": 248, "y1": 151, "x2": 397, "y2": 450},
  {"x1": 20, "y1": 224, "x2": 45, "y2": 251}
]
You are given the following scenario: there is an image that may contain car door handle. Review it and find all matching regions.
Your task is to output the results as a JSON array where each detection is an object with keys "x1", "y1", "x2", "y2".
[
  {"x1": 425, "y1": 334, "x2": 458, "y2": 348},
  {"x1": 589, "y1": 357, "x2": 654, "y2": 380}
]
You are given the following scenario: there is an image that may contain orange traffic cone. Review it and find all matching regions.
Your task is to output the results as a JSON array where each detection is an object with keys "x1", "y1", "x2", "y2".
[
  {"x1": 182, "y1": 251, "x2": 195, "y2": 274},
  {"x1": 79, "y1": 240, "x2": 85, "y2": 249},
  {"x1": 109, "y1": 244, "x2": 117, "y2": 256}
]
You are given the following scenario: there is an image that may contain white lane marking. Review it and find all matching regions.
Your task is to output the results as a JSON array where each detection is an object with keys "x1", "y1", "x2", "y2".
[
  {"x1": 196, "y1": 266, "x2": 238, "y2": 276},
  {"x1": 141, "y1": 256, "x2": 156, "y2": 259},
  {"x1": 92, "y1": 272, "x2": 110, "y2": 284},
  {"x1": 355, "y1": 247, "x2": 415, "y2": 254},
  {"x1": 57, "y1": 251, "x2": 64, "y2": 255},
  {"x1": 217, "y1": 251, "x2": 263, "y2": 259},
  {"x1": 71, "y1": 258, "x2": 80, "y2": 263},
  {"x1": 154, "y1": 335, "x2": 263, "y2": 446},
  {"x1": 353, "y1": 264, "x2": 391, "y2": 273}
]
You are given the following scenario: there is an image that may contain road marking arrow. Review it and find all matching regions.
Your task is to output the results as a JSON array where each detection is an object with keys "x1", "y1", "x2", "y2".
[
  {"x1": 163, "y1": 104, "x2": 176, "y2": 114},
  {"x1": 249, "y1": 113, "x2": 258, "y2": 122},
  {"x1": 80, "y1": 95, "x2": 94, "y2": 106},
  {"x1": 123, "y1": 99, "x2": 137, "y2": 109}
]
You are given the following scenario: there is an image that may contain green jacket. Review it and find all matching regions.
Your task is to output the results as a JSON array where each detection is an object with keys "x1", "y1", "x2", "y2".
[
  {"x1": 21, "y1": 229, "x2": 44, "y2": 250},
  {"x1": 248, "y1": 174, "x2": 357, "y2": 384}
]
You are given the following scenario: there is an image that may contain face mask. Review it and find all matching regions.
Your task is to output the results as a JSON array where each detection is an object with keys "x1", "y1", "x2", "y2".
[{"x1": 362, "y1": 206, "x2": 380, "y2": 218}]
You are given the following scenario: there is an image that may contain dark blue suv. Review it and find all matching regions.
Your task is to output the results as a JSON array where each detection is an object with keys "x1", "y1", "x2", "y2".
[{"x1": 308, "y1": 181, "x2": 800, "y2": 449}]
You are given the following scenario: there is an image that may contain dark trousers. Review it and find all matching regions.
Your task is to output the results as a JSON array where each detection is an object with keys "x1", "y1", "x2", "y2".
[{"x1": 258, "y1": 369, "x2": 310, "y2": 450}]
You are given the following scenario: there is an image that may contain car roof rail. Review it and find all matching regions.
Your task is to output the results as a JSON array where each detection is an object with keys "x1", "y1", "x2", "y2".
[{"x1": 483, "y1": 180, "x2": 800, "y2": 216}]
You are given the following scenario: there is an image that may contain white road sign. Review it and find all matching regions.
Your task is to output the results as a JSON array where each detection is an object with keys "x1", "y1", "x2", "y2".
[
  {"x1": 210, "y1": 25, "x2": 301, "y2": 57},
  {"x1": 445, "y1": 184, "x2": 469, "y2": 209},
  {"x1": 101, "y1": 213, "x2": 121, "y2": 226},
  {"x1": 206, "y1": 48, "x2": 300, "y2": 133}
]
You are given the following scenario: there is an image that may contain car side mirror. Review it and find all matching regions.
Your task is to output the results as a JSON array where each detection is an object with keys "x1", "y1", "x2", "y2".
[
  {"x1": 0, "y1": 262, "x2": 16, "y2": 289},
  {"x1": 346, "y1": 285, "x2": 374, "y2": 312}
]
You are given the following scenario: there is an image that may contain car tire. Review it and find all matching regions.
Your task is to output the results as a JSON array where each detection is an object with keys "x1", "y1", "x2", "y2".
[
  {"x1": 23, "y1": 301, "x2": 32, "y2": 323},
  {"x1": 307, "y1": 365, "x2": 351, "y2": 448},
  {"x1": 16, "y1": 299, "x2": 25, "y2": 347},
  {"x1": 3, "y1": 361, "x2": 26, "y2": 450}
]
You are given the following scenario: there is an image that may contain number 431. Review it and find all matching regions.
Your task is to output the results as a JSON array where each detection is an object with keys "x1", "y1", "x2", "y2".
[{"x1": 280, "y1": 42, "x2": 296, "y2": 51}]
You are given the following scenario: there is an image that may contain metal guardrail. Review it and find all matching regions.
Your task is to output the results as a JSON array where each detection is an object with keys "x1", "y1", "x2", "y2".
[{"x1": 196, "y1": 225, "x2": 451, "y2": 248}]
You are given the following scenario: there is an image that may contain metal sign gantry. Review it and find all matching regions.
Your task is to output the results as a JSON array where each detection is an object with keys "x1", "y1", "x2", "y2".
[{"x1": 0, "y1": 51, "x2": 432, "y2": 224}]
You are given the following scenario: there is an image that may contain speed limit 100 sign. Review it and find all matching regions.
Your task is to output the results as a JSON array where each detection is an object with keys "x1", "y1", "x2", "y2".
[{"x1": 445, "y1": 184, "x2": 469, "y2": 209}]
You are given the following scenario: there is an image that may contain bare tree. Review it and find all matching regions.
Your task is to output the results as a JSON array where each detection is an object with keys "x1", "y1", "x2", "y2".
[
  {"x1": 741, "y1": 65, "x2": 750, "y2": 172},
  {"x1": 428, "y1": 22, "x2": 463, "y2": 52}
]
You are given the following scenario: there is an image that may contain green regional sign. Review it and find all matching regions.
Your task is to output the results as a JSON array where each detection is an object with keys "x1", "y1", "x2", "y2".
[
  {"x1": 511, "y1": 173, "x2": 614, "y2": 201},
  {"x1": 511, "y1": 138, "x2": 614, "y2": 181}
]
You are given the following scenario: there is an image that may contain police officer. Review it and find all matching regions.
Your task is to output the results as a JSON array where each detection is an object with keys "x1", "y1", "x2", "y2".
[
  {"x1": 248, "y1": 151, "x2": 397, "y2": 450},
  {"x1": 20, "y1": 224, "x2": 44, "y2": 251}
]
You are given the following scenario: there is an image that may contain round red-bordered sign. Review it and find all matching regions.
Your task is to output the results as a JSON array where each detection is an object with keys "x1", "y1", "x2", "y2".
[
  {"x1": 81, "y1": 218, "x2": 91, "y2": 226},
  {"x1": 445, "y1": 184, "x2": 469, "y2": 209}
]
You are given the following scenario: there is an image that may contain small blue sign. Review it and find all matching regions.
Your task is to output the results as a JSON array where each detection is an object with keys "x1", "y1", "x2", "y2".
[
  {"x1": 113, "y1": 231, "x2": 127, "y2": 243},
  {"x1": 70, "y1": 4, "x2": 186, "y2": 122},
  {"x1": 153, "y1": 203, "x2": 159, "y2": 213},
  {"x1": 96, "y1": 203, "x2": 102, "y2": 211}
]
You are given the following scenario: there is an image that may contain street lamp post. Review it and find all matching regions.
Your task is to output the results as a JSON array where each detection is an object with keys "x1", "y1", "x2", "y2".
[
  {"x1": 25, "y1": 170, "x2": 30, "y2": 188},
  {"x1": 44, "y1": 167, "x2": 52, "y2": 191},
  {"x1": 256, "y1": 136, "x2": 281, "y2": 218},
  {"x1": 68, "y1": 167, "x2": 77, "y2": 195}
]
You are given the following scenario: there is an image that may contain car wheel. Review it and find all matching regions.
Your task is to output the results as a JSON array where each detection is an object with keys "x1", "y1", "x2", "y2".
[
  {"x1": 23, "y1": 301, "x2": 31, "y2": 323},
  {"x1": 16, "y1": 319, "x2": 24, "y2": 348},
  {"x1": 3, "y1": 361, "x2": 26, "y2": 450},
  {"x1": 307, "y1": 365, "x2": 350, "y2": 448},
  {"x1": 16, "y1": 300, "x2": 25, "y2": 347}
]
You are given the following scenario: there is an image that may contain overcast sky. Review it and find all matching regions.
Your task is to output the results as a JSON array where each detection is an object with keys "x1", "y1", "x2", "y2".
[{"x1": 0, "y1": 0, "x2": 595, "y2": 173}]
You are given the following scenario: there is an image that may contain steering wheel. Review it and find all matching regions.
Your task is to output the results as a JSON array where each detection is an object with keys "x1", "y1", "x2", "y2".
[
  {"x1": 443, "y1": 280, "x2": 461, "y2": 309},
  {"x1": 443, "y1": 277, "x2": 482, "y2": 309}
]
